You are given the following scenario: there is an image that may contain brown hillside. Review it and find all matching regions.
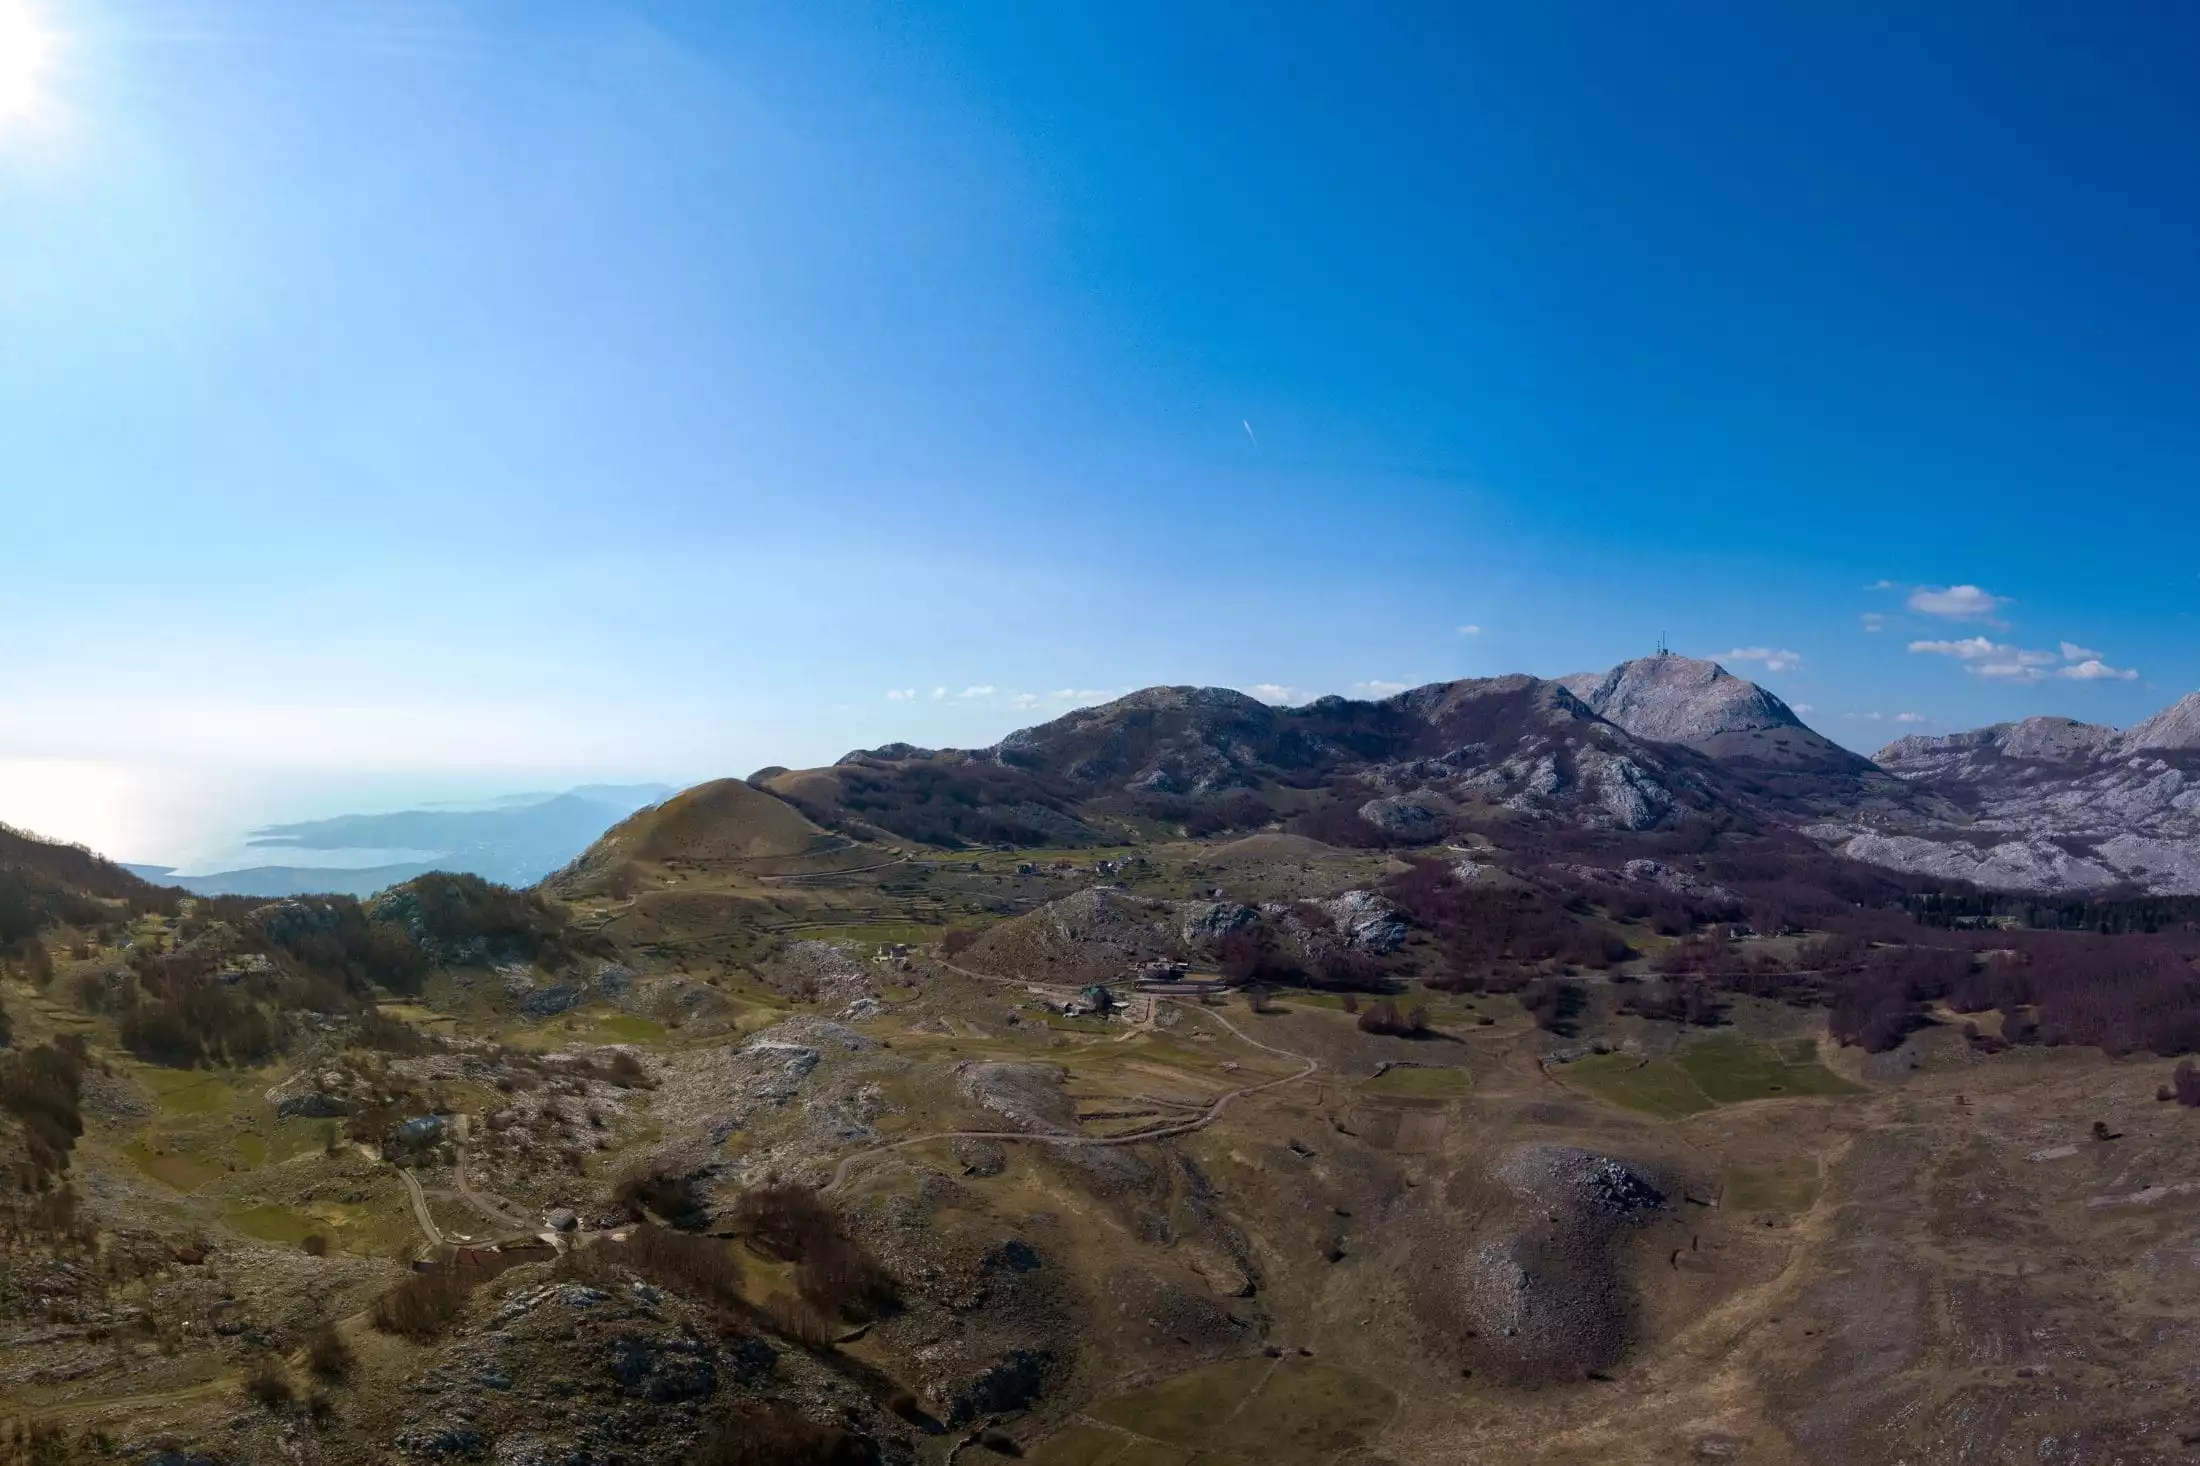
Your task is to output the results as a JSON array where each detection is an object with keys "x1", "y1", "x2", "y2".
[
  {"x1": 618, "y1": 780, "x2": 824, "y2": 862},
  {"x1": 0, "y1": 822, "x2": 163, "y2": 903},
  {"x1": 546, "y1": 779, "x2": 828, "y2": 895}
]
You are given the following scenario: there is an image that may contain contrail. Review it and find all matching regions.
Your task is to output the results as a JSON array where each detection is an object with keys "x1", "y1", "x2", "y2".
[{"x1": 1242, "y1": 420, "x2": 1259, "y2": 448}]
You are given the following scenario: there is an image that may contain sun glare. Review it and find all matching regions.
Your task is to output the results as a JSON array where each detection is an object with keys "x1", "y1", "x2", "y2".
[{"x1": 0, "y1": 0, "x2": 56, "y2": 126}]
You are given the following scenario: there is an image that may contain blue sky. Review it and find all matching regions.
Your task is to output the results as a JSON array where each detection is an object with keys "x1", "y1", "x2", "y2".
[{"x1": 1, "y1": 1, "x2": 2195, "y2": 862}]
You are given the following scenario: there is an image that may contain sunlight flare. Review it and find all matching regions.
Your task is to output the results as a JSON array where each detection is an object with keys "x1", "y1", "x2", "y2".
[{"x1": 0, "y1": 0, "x2": 56, "y2": 126}]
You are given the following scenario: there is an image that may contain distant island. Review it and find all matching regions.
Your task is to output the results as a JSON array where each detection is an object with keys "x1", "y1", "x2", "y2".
[{"x1": 126, "y1": 784, "x2": 673, "y2": 898}]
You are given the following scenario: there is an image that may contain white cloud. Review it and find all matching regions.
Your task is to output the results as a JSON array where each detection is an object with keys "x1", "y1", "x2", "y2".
[
  {"x1": 1008, "y1": 692, "x2": 1040, "y2": 710},
  {"x1": 1973, "y1": 661, "x2": 2048, "y2": 683},
  {"x1": 1906, "y1": 584, "x2": 2009, "y2": 623},
  {"x1": 1842, "y1": 712, "x2": 1884, "y2": 722},
  {"x1": 2058, "y1": 659, "x2": 2138, "y2": 682},
  {"x1": 1909, "y1": 638, "x2": 2055, "y2": 680},
  {"x1": 1719, "y1": 646, "x2": 1803, "y2": 673},
  {"x1": 1045, "y1": 688, "x2": 1119, "y2": 704},
  {"x1": 1247, "y1": 684, "x2": 1306, "y2": 705},
  {"x1": 2058, "y1": 641, "x2": 2101, "y2": 661},
  {"x1": 1894, "y1": 712, "x2": 1927, "y2": 724},
  {"x1": 958, "y1": 685, "x2": 996, "y2": 699},
  {"x1": 1792, "y1": 703, "x2": 1814, "y2": 714},
  {"x1": 1867, "y1": 579, "x2": 1899, "y2": 591},
  {"x1": 1861, "y1": 613, "x2": 1887, "y2": 633},
  {"x1": 931, "y1": 686, "x2": 947, "y2": 700},
  {"x1": 884, "y1": 688, "x2": 916, "y2": 701},
  {"x1": 1353, "y1": 680, "x2": 1411, "y2": 697},
  {"x1": 1908, "y1": 636, "x2": 2001, "y2": 660},
  {"x1": 1456, "y1": 624, "x2": 1482, "y2": 636}
]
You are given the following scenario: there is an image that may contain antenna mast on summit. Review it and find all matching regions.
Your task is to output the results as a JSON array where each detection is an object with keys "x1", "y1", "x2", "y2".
[{"x1": 1656, "y1": 632, "x2": 1669, "y2": 657}]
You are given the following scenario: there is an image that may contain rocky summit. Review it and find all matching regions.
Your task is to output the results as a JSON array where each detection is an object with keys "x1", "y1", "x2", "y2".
[{"x1": 1560, "y1": 654, "x2": 1802, "y2": 747}]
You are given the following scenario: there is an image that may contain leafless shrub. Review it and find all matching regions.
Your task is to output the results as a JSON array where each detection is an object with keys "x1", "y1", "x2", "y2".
[
  {"x1": 694, "y1": 1402, "x2": 874, "y2": 1465},
  {"x1": 352, "y1": 1008, "x2": 433, "y2": 1055},
  {"x1": 1356, "y1": 1000, "x2": 1430, "y2": 1038},
  {"x1": 761, "y1": 1293, "x2": 835, "y2": 1348},
  {"x1": 728, "y1": 1183, "x2": 835, "y2": 1261},
  {"x1": 304, "y1": 1322, "x2": 353, "y2": 1379},
  {"x1": 574, "y1": 1226, "x2": 747, "y2": 1312},
  {"x1": 243, "y1": 1359, "x2": 294, "y2": 1409},
  {"x1": 613, "y1": 1167, "x2": 704, "y2": 1224},
  {"x1": 369, "y1": 1270, "x2": 470, "y2": 1341},
  {"x1": 796, "y1": 1233, "x2": 896, "y2": 1321}
]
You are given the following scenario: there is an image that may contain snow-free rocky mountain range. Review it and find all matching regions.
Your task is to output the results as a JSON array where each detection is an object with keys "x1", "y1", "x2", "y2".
[{"x1": 763, "y1": 655, "x2": 2200, "y2": 898}]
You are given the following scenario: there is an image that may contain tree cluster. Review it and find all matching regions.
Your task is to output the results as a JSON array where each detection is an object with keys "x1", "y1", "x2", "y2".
[
  {"x1": 1385, "y1": 859, "x2": 1636, "y2": 986},
  {"x1": 822, "y1": 761, "x2": 1089, "y2": 848},
  {"x1": 729, "y1": 1183, "x2": 897, "y2": 1322},
  {"x1": 0, "y1": 1035, "x2": 86, "y2": 1189},
  {"x1": 1356, "y1": 999, "x2": 1430, "y2": 1037}
]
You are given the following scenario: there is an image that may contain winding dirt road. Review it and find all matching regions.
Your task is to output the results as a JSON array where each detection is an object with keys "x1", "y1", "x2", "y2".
[
  {"x1": 397, "y1": 1147, "x2": 536, "y2": 1250},
  {"x1": 397, "y1": 1165, "x2": 442, "y2": 1247},
  {"x1": 454, "y1": 1146, "x2": 534, "y2": 1231}
]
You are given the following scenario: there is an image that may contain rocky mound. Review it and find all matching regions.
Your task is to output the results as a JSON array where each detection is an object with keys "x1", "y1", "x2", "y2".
[
  {"x1": 958, "y1": 888, "x2": 1187, "y2": 985},
  {"x1": 384, "y1": 1261, "x2": 918, "y2": 1464},
  {"x1": 957, "y1": 1061, "x2": 1081, "y2": 1135},
  {"x1": 1207, "y1": 831, "x2": 1353, "y2": 861},
  {"x1": 1454, "y1": 1144, "x2": 1671, "y2": 1383},
  {"x1": 766, "y1": 940, "x2": 876, "y2": 1005},
  {"x1": 955, "y1": 1062, "x2": 1157, "y2": 1196}
]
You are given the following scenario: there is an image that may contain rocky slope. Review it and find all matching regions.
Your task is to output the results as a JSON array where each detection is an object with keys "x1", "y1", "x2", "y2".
[{"x1": 1819, "y1": 698, "x2": 2200, "y2": 895}]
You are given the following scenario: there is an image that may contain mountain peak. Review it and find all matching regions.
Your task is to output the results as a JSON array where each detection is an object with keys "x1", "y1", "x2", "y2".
[
  {"x1": 1566, "y1": 654, "x2": 1805, "y2": 747},
  {"x1": 2123, "y1": 691, "x2": 2200, "y2": 753}
]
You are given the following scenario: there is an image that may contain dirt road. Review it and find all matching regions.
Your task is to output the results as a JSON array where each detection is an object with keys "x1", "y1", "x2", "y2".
[
  {"x1": 453, "y1": 1146, "x2": 534, "y2": 1231},
  {"x1": 397, "y1": 1165, "x2": 442, "y2": 1247}
]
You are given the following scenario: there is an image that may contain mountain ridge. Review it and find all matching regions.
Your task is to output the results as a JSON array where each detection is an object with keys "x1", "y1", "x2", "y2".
[
  {"x1": 573, "y1": 658, "x2": 1926, "y2": 878},
  {"x1": 586, "y1": 660, "x2": 2200, "y2": 899},
  {"x1": 1838, "y1": 696, "x2": 2200, "y2": 895}
]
